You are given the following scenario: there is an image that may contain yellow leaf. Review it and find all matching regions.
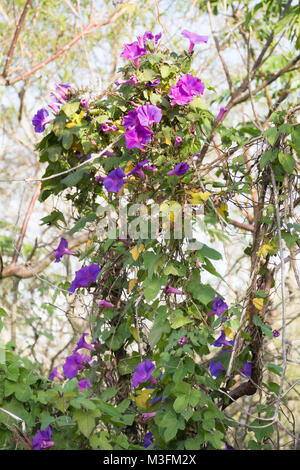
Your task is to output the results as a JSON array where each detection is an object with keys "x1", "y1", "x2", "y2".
[
  {"x1": 86, "y1": 240, "x2": 92, "y2": 248},
  {"x1": 164, "y1": 137, "x2": 171, "y2": 145},
  {"x1": 224, "y1": 327, "x2": 234, "y2": 339},
  {"x1": 131, "y1": 244, "x2": 144, "y2": 261},
  {"x1": 186, "y1": 190, "x2": 211, "y2": 205},
  {"x1": 216, "y1": 203, "x2": 228, "y2": 218},
  {"x1": 253, "y1": 298, "x2": 264, "y2": 311},
  {"x1": 135, "y1": 389, "x2": 154, "y2": 409},
  {"x1": 256, "y1": 243, "x2": 272, "y2": 258},
  {"x1": 125, "y1": 160, "x2": 135, "y2": 175},
  {"x1": 128, "y1": 278, "x2": 138, "y2": 293},
  {"x1": 130, "y1": 326, "x2": 140, "y2": 342},
  {"x1": 65, "y1": 121, "x2": 76, "y2": 128}
]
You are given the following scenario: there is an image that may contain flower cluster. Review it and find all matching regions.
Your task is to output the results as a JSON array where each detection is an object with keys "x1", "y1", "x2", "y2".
[
  {"x1": 32, "y1": 83, "x2": 72, "y2": 133},
  {"x1": 169, "y1": 74, "x2": 205, "y2": 106}
]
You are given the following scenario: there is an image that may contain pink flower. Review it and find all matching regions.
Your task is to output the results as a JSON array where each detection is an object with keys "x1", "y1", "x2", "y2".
[
  {"x1": 164, "y1": 285, "x2": 183, "y2": 295},
  {"x1": 216, "y1": 107, "x2": 228, "y2": 122},
  {"x1": 181, "y1": 30, "x2": 208, "y2": 53}
]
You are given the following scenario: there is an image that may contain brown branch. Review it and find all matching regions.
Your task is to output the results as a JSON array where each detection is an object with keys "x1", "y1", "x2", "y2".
[
  {"x1": 229, "y1": 219, "x2": 255, "y2": 232},
  {"x1": 2, "y1": 0, "x2": 32, "y2": 78},
  {"x1": 12, "y1": 182, "x2": 41, "y2": 263},
  {"x1": 2, "y1": 4, "x2": 129, "y2": 86}
]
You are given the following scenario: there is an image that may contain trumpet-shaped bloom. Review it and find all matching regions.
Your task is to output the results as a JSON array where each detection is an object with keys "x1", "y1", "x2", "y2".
[
  {"x1": 178, "y1": 336, "x2": 188, "y2": 346},
  {"x1": 103, "y1": 167, "x2": 126, "y2": 193},
  {"x1": 127, "y1": 159, "x2": 149, "y2": 180},
  {"x1": 208, "y1": 296, "x2": 228, "y2": 317},
  {"x1": 98, "y1": 300, "x2": 114, "y2": 308},
  {"x1": 63, "y1": 352, "x2": 91, "y2": 379},
  {"x1": 146, "y1": 79, "x2": 161, "y2": 87},
  {"x1": 124, "y1": 125, "x2": 153, "y2": 150},
  {"x1": 169, "y1": 74, "x2": 205, "y2": 106},
  {"x1": 132, "y1": 359, "x2": 155, "y2": 387},
  {"x1": 144, "y1": 431, "x2": 154, "y2": 448},
  {"x1": 138, "y1": 31, "x2": 162, "y2": 49},
  {"x1": 181, "y1": 30, "x2": 208, "y2": 53},
  {"x1": 214, "y1": 330, "x2": 234, "y2": 348},
  {"x1": 78, "y1": 379, "x2": 93, "y2": 392},
  {"x1": 74, "y1": 333, "x2": 95, "y2": 353},
  {"x1": 32, "y1": 108, "x2": 52, "y2": 133},
  {"x1": 209, "y1": 360, "x2": 225, "y2": 377},
  {"x1": 53, "y1": 237, "x2": 74, "y2": 263},
  {"x1": 68, "y1": 263, "x2": 101, "y2": 294},
  {"x1": 49, "y1": 367, "x2": 64, "y2": 381},
  {"x1": 216, "y1": 107, "x2": 228, "y2": 122},
  {"x1": 273, "y1": 329, "x2": 280, "y2": 337},
  {"x1": 115, "y1": 76, "x2": 138, "y2": 87},
  {"x1": 240, "y1": 361, "x2": 252, "y2": 377},
  {"x1": 80, "y1": 98, "x2": 89, "y2": 109},
  {"x1": 141, "y1": 412, "x2": 157, "y2": 421},
  {"x1": 102, "y1": 121, "x2": 119, "y2": 132},
  {"x1": 120, "y1": 41, "x2": 147, "y2": 66},
  {"x1": 164, "y1": 285, "x2": 183, "y2": 295},
  {"x1": 123, "y1": 104, "x2": 162, "y2": 130},
  {"x1": 167, "y1": 162, "x2": 189, "y2": 176},
  {"x1": 175, "y1": 136, "x2": 182, "y2": 147},
  {"x1": 32, "y1": 426, "x2": 55, "y2": 450}
]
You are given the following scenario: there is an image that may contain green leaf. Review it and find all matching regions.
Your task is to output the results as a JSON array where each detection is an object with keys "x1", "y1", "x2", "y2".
[
  {"x1": 278, "y1": 152, "x2": 296, "y2": 174},
  {"x1": 62, "y1": 100, "x2": 80, "y2": 119},
  {"x1": 170, "y1": 309, "x2": 192, "y2": 329},
  {"x1": 90, "y1": 431, "x2": 113, "y2": 450},
  {"x1": 61, "y1": 168, "x2": 89, "y2": 187},
  {"x1": 68, "y1": 212, "x2": 97, "y2": 236},
  {"x1": 265, "y1": 127, "x2": 279, "y2": 146},
  {"x1": 266, "y1": 363, "x2": 283, "y2": 376},
  {"x1": 73, "y1": 408, "x2": 100, "y2": 438},
  {"x1": 173, "y1": 395, "x2": 189, "y2": 413},
  {"x1": 143, "y1": 276, "x2": 162, "y2": 302}
]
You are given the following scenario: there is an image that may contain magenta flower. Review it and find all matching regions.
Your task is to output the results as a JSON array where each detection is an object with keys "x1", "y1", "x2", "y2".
[
  {"x1": 127, "y1": 159, "x2": 150, "y2": 180},
  {"x1": 74, "y1": 333, "x2": 95, "y2": 353},
  {"x1": 49, "y1": 367, "x2": 64, "y2": 381},
  {"x1": 164, "y1": 285, "x2": 183, "y2": 295},
  {"x1": 63, "y1": 352, "x2": 91, "y2": 379},
  {"x1": 80, "y1": 98, "x2": 89, "y2": 109},
  {"x1": 78, "y1": 379, "x2": 93, "y2": 392},
  {"x1": 174, "y1": 136, "x2": 182, "y2": 147},
  {"x1": 167, "y1": 162, "x2": 189, "y2": 176},
  {"x1": 32, "y1": 425, "x2": 55, "y2": 450},
  {"x1": 102, "y1": 121, "x2": 119, "y2": 132},
  {"x1": 214, "y1": 330, "x2": 234, "y2": 348},
  {"x1": 137, "y1": 31, "x2": 162, "y2": 49},
  {"x1": 169, "y1": 74, "x2": 205, "y2": 106},
  {"x1": 132, "y1": 359, "x2": 155, "y2": 387},
  {"x1": 95, "y1": 175, "x2": 104, "y2": 183},
  {"x1": 240, "y1": 361, "x2": 252, "y2": 377},
  {"x1": 124, "y1": 125, "x2": 153, "y2": 150},
  {"x1": 209, "y1": 360, "x2": 225, "y2": 377},
  {"x1": 141, "y1": 412, "x2": 157, "y2": 422},
  {"x1": 216, "y1": 107, "x2": 228, "y2": 122},
  {"x1": 91, "y1": 339, "x2": 102, "y2": 349},
  {"x1": 55, "y1": 83, "x2": 72, "y2": 101},
  {"x1": 98, "y1": 300, "x2": 114, "y2": 308},
  {"x1": 181, "y1": 30, "x2": 208, "y2": 53},
  {"x1": 136, "y1": 104, "x2": 162, "y2": 128},
  {"x1": 273, "y1": 329, "x2": 280, "y2": 338},
  {"x1": 120, "y1": 41, "x2": 147, "y2": 67},
  {"x1": 53, "y1": 237, "x2": 75, "y2": 263},
  {"x1": 68, "y1": 263, "x2": 101, "y2": 294},
  {"x1": 115, "y1": 76, "x2": 138, "y2": 87},
  {"x1": 144, "y1": 164, "x2": 157, "y2": 173},
  {"x1": 178, "y1": 336, "x2": 188, "y2": 346},
  {"x1": 103, "y1": 167, "x2": 126, "y2": 193},
  {"x1": 32, "y1": 108, "x2": 52, "y2": 133}
]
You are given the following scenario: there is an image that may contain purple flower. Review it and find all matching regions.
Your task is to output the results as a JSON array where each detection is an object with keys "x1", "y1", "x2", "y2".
[
  {"x1": 144, "y1": 164, "x2": 157, "y2": 173},
  {"x1": 32, "y1": 108, "x2": 52, "y2": 133},
  {"x1": 146, "y1": 79, "x2": 161, "y2": 87},
  {"x1": 55, "y1": 83, "x2": 72, "y2": 101},
  {"x1": 49, "y1": 367, "x2": 64, "y2": 381},
  {"x1": 132, "y1": 359, "x2": 155, "y2": 387},
  {"x1": 95, "y1": 175, "x2": 104, "y2": 183},
  {"x1": 174, "y1": 136, "x2": 182, "y2": 147},
  {"x1": 149, "y1": 393, "x2": 164, "y2": 407},
  {"x1": 115, "y1": 76, "x2": 138, "y2": 87},
  {"x1": 102, "y1": 121, "x2": 119, "y2": 132},
  {"x1": 32, "y1": 425, "x2": 55, "y2": 451},
  {"x1": 214, "y1": 330, "x2": 234, "y2": 348},
  {"x1": 210, "y1": 360, "x2": 225, "y2": 377},
  {"x1": 74, "y1": 333, "x2": 95, "y2": 353},
  {"x1": 68, "y1": 263, "x2": 101, "y2": 294},
  {"x1": 103, "y1": 167, "x2": 126, "y2": 193},
  {"x1": 124, "y1": 125, "x2": 153, "y2": 150},
  {"x1": 208, "y1": 296, "x2": 228, "y2": 317},
  {"x1": 78, "y1": 379, "x2": 93, "y2": 392},
  {"x1": 164, "y1": 285, "x2": 183, "y2": 295},
  {"x1": 91, "y1": 339, "x2": 102, "y2": 349},
  {"x1": 273, "y1": 329, "x2": 280, "y2": 338},
  {"x1": 120, "y1": 41, "x2": 147, "y2": 67},
  {"x1": 53, "y1": 237, "x2": 75, "y2": 263},
  {"x1": 167, "y1": 162, "x2": 190, "y2": 176},
  {"x1": 181, "y1": 30, "x2": 208, "y2": 53},
  {"x1": 138, "y1": 31, "x2": 162, "y2": 49},
  {"x1": 178, "y1": 336, "x2": 188, "y2": 346},
  {"x1": 127, "y1": 159, "x2": 149, "y2": 180},
  {"x1": 63, "y1": 352, "x2": 90, "y2": 379},
  {"x1": 80, "y1": 98, "x2": 89, "y2": 109},
  {"x1": 136, "y1": 104, "x2": 162, "y2": 128},
  {"x1": 216, "y1": 107, "x2": 228, "y2": 122},
  {"x1": 225, "y1": 443, "x2": 234, "y2": 450},
  {"x1": 98, "y1": 300, "x2": 114, "y2": 308},
  {"x1": 169, "y1": 74, "x2": 205, "y2": 106},
  {"x1": 144, "y1": 431, "x2": 155, "y2": 448},
  {"x1": 141, "y1": 412, "x2": 157, "y2": 421},
  {"x1": 240, "y1": 361, "x2": 252, "y2": 377}
]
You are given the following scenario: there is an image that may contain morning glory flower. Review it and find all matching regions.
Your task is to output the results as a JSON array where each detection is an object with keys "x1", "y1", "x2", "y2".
[
  {"x1": 168, "y1": 84, "x2": 193, "y2": 106},
  {"x1": 32, "y1": 425, "x2": 55, "y2": 450},
  {"x1": 78, "y1": 379, "x2": 93, "y2": 392},
  {"x1": 141, "y1": 412, "x2": 157, "y2": 422},
  {"x1": 146, "y1": 79, "x2": 161, "y2": 87},
  {"x1": 240, "y1": 361, "x2": 252, "y2": 377},
  {"x1": 98, "y1": 300, "x2": 114, "y2": 308},
  {"x1": 273, "y1": 329, "x2": 280, "y2": 337},
  {"x1": 174, "y1": 136, "x2": 182, "y2": 147},
  {"x1": 136, "y1": 104, "x2": 162, "y2": 128},
  {"x1": 80, "y1": 98, "x2": 89, "y2": 109},
  {"x1": 127, "y1": 159, "x2": 150, "y2": 180},
  {"x1": 167, "y1": 162, "x2": 190, "y2": 176},
  {"x1": 132, "y1": 359, "x2": 155, "y2": 387},
  {"x1": 181, "y1": 30, "x2": 208, "y2": 53},
  {"x1": 53, "y1": 237, "x2": 75, "y2": 263},
  {"x1": 55, "y1": 83, "x2": 72, "y2": 100},
  {"x1": 214, "y1": 330, "x2": 234, "y2": 348},
  {"x1": 32, "y1": 108, "x2": 52, "y2": 133},
  {"x1": 68, "y1": 263, "x2": 101, "y2": 294},
  {"x1": 49, "y1": 367, "x2": 64, "y2": 381},
  {"x1": 144, "y1": 431, "x2": 155, "y2": 448},
  {"x1": 63, "y1": 352, "x2": 91, "y2": 379},
  {"x1": 169, "y1": 74, "x2": 205, "y2": 105},
  {"x1": 164, "y1": 285, "x2": 183, "y2": 295},
  {"x1": 102, "y1": 121, "x2": 119, "y2": 132},
  {"x1": 120, "y1": 41, "x2": 147, "y2": 67},
  {"x1": 209, "y1": 360, "x2": 225, "y2": 377},
  {"x1": 138, "y1": 31, "x2": 162, "y2": 49},
  {"x1": 103, "y1": 167, "x2": 126, "y2": 193},
  {"x1": 208, "y1": 296, "x2": 228, "y2": 317},
  {"x1": 216, "y1": 107, "x2": 228, "y2": 122},
  {"x1": 144, "y1": 164, "x2": 157, "y2": 173},
  {"x1": 225, "y1": 443, "x2": 234, "y2": 450},
  {"x1": 115, "y1": 76, "x2": 138, "y2": 87},
  {"x1": 178, "y1": 336, "x2": 188, "y2": 346},
  {"x1": 74, "y1": 333, "x2": 95, "y2": 353},
  {"x1": 124, "y1": 125, "x2": 153, "y2": 150}
]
